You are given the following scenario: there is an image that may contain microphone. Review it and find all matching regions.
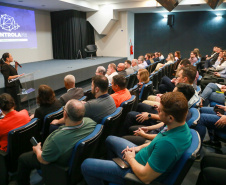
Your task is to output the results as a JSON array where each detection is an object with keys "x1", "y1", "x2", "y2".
[{"x1": 14, "y1": 60, "x2": 22, "y2": 68}]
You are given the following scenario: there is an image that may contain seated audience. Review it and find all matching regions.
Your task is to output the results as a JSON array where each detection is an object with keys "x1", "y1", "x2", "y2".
[
  {"x1": 137, "y1": 69, "x2": 149, "y2": 94},
  {"x1": 31, "y1": 85, "x2": 62, "y2": 127},
  {"x1": 0, "y1": 93, "x2": 30, "y2": 152},
  {"x1": 117, "y1": 63, "x2": 127, "y2": 76},
  {"x1": 174, "y1": 51, "x2": 181, "y2": 61},
  {"x1": 196, "y1": 153, "x2": 226, "y2": 185},
  {"x1": 131, "y1": 59, "x2": 139, "y2": 72},
  {"x1": 51, "y1": 75, "x2": 116, "y2": 125},
  {"x1": 188, "y1": 50, "x2": 198, "y2": 65},
  {"x1": 158, "y1": 52, "x2": 164, "y2": 60},
  {"x1": 158, "y1": 59, "x2": 191, "y2": 93},
  {"x1": 203, "y1": 47, "x2": 220, "y2": 69},
  {"x1": 17, "y1": 99, "x2": 97, "y2": 185},
  {"x1": 200, "y1": 83, "x2": 226, "y2": 107},
  {"x1": 59, "y1": 74, "x2": 84, "y2": 105},
  {"x1": 123, "y1": 83, "x2": 195, "y2": 145},
  {"x1": 124, "y1": 60, "x2": 134, "y2": 75},
  {"x1": 152, "y1": 53, "x2": 174, "y2": 73},
  {"x1": 211, "y1": 50, "x2": 224, "y2": 70},
  {"x1": 105, "y1": 63, "x2": 118, "y2": 83},
  {"x1": 194, "y1": 48, "x2": 201, "y2": 59},
  {"x1": 145, "y1": 66, "x2": 199, "y2": 108},
  {"x1": 81, "y1": 92, "x2": 192, "y2": 185},
  {"x1": 195, "y1": 105, "x2": 226, "y2": 148},
  {"x1": 95, "y1": 66, "x2": 106, "y2": 75},
  {"x1": 154, "y1": 52, "x2": 159, "y2": 62},
  {"x1": 111, "y1": 75, "x2": 131, "y2": 107},
  {"x1": 138, "y1": 56, "x2": 145, "y2": 69}
]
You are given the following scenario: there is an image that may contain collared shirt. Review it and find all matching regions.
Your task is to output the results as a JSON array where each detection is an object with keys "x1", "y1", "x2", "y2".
[
  {"x1": 111, "y1": 89, "x2": 131, "y2": 108},
  {"x1": 105, "y1": 71, "x2": 118, "y2": 83}
]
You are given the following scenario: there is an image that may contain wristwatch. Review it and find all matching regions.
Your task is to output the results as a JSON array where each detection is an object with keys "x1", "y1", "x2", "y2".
[{"x1": 148, "y1": 113, "x2": 151, "y2": 119}]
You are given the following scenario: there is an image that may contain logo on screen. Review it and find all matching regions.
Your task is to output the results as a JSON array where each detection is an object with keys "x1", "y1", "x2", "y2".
[{"x1": 0, "y1": 14, "x2": 20, "y2": 31}]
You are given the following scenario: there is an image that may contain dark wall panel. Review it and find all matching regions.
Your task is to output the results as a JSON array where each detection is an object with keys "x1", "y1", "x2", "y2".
[{"x1": 134, "y1": 11, "x2": 226, "y2": 59}]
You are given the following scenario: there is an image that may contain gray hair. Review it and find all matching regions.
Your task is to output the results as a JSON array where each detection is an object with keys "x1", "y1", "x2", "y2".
[
  {"x1": 64, "y1": 74, "x2": 75, "y2": 84},
  {"x1": 97, "y1": 66, "x2": 106, "y2": 75},
  {"x1": 132, "y1": 59, "x2": 138, "y2": 65},
  {"x1": 65, "y1": 99, "x2": 85, "y2": 122}
]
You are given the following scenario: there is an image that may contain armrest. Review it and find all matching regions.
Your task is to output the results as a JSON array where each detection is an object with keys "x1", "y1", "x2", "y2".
[
  {"x1": 41, "y1": 163, "x2": 69, "y2": 185},
  {"x1": 124, "y1": 173, "x2": 163, "y2": 185}
]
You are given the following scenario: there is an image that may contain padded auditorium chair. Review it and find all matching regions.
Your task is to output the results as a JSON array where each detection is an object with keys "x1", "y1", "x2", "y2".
[
  {"x1": 41, "y1": 124, "x2": 103, "y2": 185},
  {"x1": 84, "y1": 44, "x2": 97, "y2": 59},
  {"x1": 41, "y1": 107, "x2": 63, "y2": 142},
  {"x1": 190, "y1": 96, "x2": 201, "y2": 108},
  {"x1": 133, "y1": 81, "x2": 153, "y2": 102},
  {"x1": 120, "y1": 95, "x2": 136, "y2": 124},
  {"x1": 129, "y1": 85, "x2": 139, "y2": 111},
  {"x1": 127, "y1": 72, "x2": 137, "y2": 89},
  {"x1": 125, "y1": 75, "x2": 130, "y2": 89},
  {"x1": 187, "y1": 108, "x2": 200, "y2": 128},
  {"x1": 84, "y1": 89, "x2": 95, "y2": 101},
  {"x1": 0, "y1": 118, "x2": 40, "y2": 185},
  {"x1": 78, "y1": 96, "x2": 87, "y2": 101},
  {"x1": 109, "y1": 129, "x2": 200, "y2": 185}
]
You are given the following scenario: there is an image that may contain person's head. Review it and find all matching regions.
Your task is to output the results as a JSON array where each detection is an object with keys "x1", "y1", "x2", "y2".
[
  {"x1": 176, "y1": 66, "x2": 197, "y2": 85},
  {"x1": 223, "y1": 54, "x2": 226, "y2": 62},
  {"x1": 190, "y1": 51, "x2": 196, "y2": 58},
  {"x1": 145, "y1": 53, "x2": 151, "y2": 60},
  {"x1": 150, "y1": 53, "x2": 155, "y2": 59},
  {"x1": 2, "y1": 52, "x2": 13, "y2": 63},
  {"x1": 64, "y1": 74, "x2": 75, "y2": 89},
  {"x1": 173, "y1": 83, "x2": 195, "y2": 102},
  {"x1": 107, "y1": 63, "x2": 116, "y2": 75},
  {"x1": 178, "y1": 59, "x2": 191, "y2": 69},
  {"x1": 0, "y1": 93, "x2": 15, "y2": 113},
  {"x1": 37, "y1": 85, "x2": 56, "y2": 106},
  {"x1": 174, "y1": 51, "x2": 181, "y2": 59},
  {"x1": 137, "y1": 69, "x2": 149, "y2": 83},
  {"x1": 155, "y1": 52, "x2": 159, "y2": 58},
  {"x1": 217, "y1": 47, "x2": 222, "y2": 53},
  {"x1": 64, "y1": 99, "x2": 85, "y2": 124},
  {"x1": 112, "y1": 75, "x2": 126, "y2": 92},
  {"x1": 194, "y1": 48, "x2": 201, "y2": 57},
  {"x1": 95, "y1": 66, "x2": 106, "y2": 75},
  {"x1": 158, "y1": 52, "x2": 162, "y2": 57},
  {"x1": 91, "y1": 75, "x2": 108, "y2": 98},
  {"x1": 138, "y1": 56, "x2": 144, "y2": 64},
  {"x1": 132, "y1": 59, "x2": 138, "y2": 67},
  {"x1": 213, "y1": 46, "x2": 217, "y2": 52},
  {"x1": 167, "y1": 53, "x2": 174, "y2": 62},
  {"x1": 159, "y1": 92, "x2": 188, "y2": 124},
  {"x1": 219, "y1": 51, "x2": 224, "y2": 58},
  {"x1": 124, "y1": 60, "x2": 131, "y2": 69},
  {"x1": 117, "y1": 63, "x2": 125, "y2": 72}
]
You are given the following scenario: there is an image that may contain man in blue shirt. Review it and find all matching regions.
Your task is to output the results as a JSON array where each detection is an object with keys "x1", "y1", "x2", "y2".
[{"x1": 81, "y1": 92, "x2": 192, "y2": 185}]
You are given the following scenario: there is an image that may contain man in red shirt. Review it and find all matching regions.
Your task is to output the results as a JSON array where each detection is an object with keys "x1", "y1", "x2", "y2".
[
  {"x1": 111, "y1": 75, "x2": 131, "y2": 108},
  {"x1": 0, "y1": 93, "x2": 30, "y2": 152}
]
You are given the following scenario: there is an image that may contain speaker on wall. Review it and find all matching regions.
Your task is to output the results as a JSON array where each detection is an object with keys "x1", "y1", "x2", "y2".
[{"x1": 167, "y1": 15, "x2": 174, "y2": 27}]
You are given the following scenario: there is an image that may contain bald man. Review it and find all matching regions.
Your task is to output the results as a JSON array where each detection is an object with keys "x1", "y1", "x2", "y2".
[
  {"x1": 59, "y1": 74, "x2": 84, "y2": 105},
  {"x1": 117, "y1": 63, "x2": 127, "y2": 76}
]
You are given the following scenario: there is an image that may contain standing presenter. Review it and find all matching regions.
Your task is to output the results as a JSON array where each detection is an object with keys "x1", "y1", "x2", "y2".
[{"x1": 0, "y1": 53, "x2": 24, "y2": 110}]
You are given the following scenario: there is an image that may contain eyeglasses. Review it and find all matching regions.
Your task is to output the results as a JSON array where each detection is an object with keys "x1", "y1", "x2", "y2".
[{"x1": 63, "y1": 106, "x2": 71, "y2": 118}]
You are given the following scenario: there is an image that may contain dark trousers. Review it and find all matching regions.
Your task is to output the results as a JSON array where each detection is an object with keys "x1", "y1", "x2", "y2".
[
  {"x1": 17, "y1": 151, "x2": 41, "y2": 185},
  {"x1": 159, "y1": 76, "x2": 175, "y2": 93},
  {"x1": 196, "y1": 153, "x2": 226, "y2": 185},
  {"x1": 5, "y1": 85, "x2": 21, "y2": 111},
  {"x1": 121, "y1": 103, "x2": 158, "y2": 135}
]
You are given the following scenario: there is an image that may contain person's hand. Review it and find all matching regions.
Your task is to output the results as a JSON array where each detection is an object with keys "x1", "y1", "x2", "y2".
[
  {"x1": 121, "y1": 146, "x2": 141, "y2": 155},
  {"x1": 214, "y1": 72, "x2": 221, "y2": 77},
  {"x1": 220, "y1": 88, "x2": 226, "y2": 93},
  {"x1": 30, "y1": 114, "x2": 34, "y2": 119},
  {"x1": 216, "y1": 105, "x2": 226, "y2": 111},
  {"x1": 51, "y1": 119, "x2": 59, "y2": 125},
  {"x1": 123, "y1": 147, "x2": 136, "y2": 162},
  {"x1": 33, "y1": 142, "x2": 42, "y2": 154},
  {"x1": 140, "y1": 126, "x2": 149, "y2": 132},
  {"x1": 215, "y1": 115, "x2": 226, "y2": 128},
  {"x1": 136, "y1": 112, "x2": 149, "y2": 123},
  {"x1": 134, "y1": 128, "x2": 146, "y2": 136},
  {"x1": 81, "y1": 101, "x2": 86, "y2": 104}
]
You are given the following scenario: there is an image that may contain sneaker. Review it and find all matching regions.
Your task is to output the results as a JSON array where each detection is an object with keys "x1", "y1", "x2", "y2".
[{"x1": 202, "y1": 140, "x2": 222, "y2": 149}]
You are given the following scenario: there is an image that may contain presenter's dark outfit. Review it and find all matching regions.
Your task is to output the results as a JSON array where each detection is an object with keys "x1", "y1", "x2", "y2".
[{"x1": 1, "y1": 63, "x2": 21, "y2": 110}]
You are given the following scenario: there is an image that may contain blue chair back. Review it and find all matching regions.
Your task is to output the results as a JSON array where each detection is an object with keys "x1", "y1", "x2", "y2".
[
  {"x1": 210, "y1": 101, "x2": 224, "y2": 107},
  {"x1": 127, "y1": 72, "x2": 137, "y2": 89},
  {"x1": 187, "y1": 108, "x2": 200, "y2": 127},
  {"x1": 78, "y1": 96, "x2": 87, "y2": 101},
  {"x1": 162, "y1": 129, "x2": 200, "y2": 185},
  {"x1": 139, "y1": 81, "x2": 153, "y2": 101},
  {"x1": 42, "y1": 107, "x2": 63, "y2": 142},
  {"x1": 196, "y1": 86, "x2": 201, "y2": 94},
  {"x1": 190, "y1": 96, "x2": 201, "y2": 108}
]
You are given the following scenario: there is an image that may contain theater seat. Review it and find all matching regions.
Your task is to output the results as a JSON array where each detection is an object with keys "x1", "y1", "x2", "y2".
[
  {"x1": 41, "y1": 124, "x2": 103, "y2": 185},
  {"x1": 187, "y1": 108, "x2": 200, "y2": 128}
]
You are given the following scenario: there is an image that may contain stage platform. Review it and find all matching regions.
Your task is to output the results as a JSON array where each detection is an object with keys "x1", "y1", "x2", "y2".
[{"x1": 0, "y1": 56, "x2": 127, "y2": 96}]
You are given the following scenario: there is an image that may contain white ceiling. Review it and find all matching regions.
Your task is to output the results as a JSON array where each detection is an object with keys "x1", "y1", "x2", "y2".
[{"x1": 0, "y1": 0, "x2": 226, "y2": 12}]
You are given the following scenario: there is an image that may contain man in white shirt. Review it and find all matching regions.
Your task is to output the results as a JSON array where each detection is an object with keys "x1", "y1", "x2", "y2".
[{"x1": 105, "y1": 63, "x2": 118, "y2": 83}]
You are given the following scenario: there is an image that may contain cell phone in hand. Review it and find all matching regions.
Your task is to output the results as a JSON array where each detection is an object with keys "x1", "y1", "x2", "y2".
[
  {"x1": 113, "y1": 158, "x2": 130, "y2": 169},
  {"x1": 214, "y1": 106, "x2": 225, "y2": 115},
  {"x1": 30, "y1": 137, "x2": 38, "y2": 146}
]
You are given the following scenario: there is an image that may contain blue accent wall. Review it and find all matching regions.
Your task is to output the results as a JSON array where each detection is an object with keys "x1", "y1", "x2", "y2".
[{"x1": 134, "y1": 11, "x2": 226, "y2": 59}]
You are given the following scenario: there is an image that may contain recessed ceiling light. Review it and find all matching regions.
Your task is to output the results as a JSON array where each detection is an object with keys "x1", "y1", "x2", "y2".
[
  {"x1": 42, "y1": 5, "x2": 46, "y2": 7},
  {"x1": 18, "y1": 0, "x2": 23, "y2": 2}
]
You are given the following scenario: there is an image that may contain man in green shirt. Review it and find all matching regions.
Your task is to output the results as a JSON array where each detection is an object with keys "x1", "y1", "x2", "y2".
[
  {"x1": 81, "y1": 92, "x2": 192, "y2": 185},
  {"x1": 17, "y1": 99, "x2": 97, "y2": 185}
]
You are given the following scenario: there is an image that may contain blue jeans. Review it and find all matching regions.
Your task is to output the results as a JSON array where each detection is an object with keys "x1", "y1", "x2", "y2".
[
  {"x1": 195, "y1": 107, "x2": 226, "y2": 142},
  {"x1": 81, "y1": 136, "x2": 137, "y2": 185},
  {"x1": 200, "y1": 83, "x2": 225, "y2": 106}
]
